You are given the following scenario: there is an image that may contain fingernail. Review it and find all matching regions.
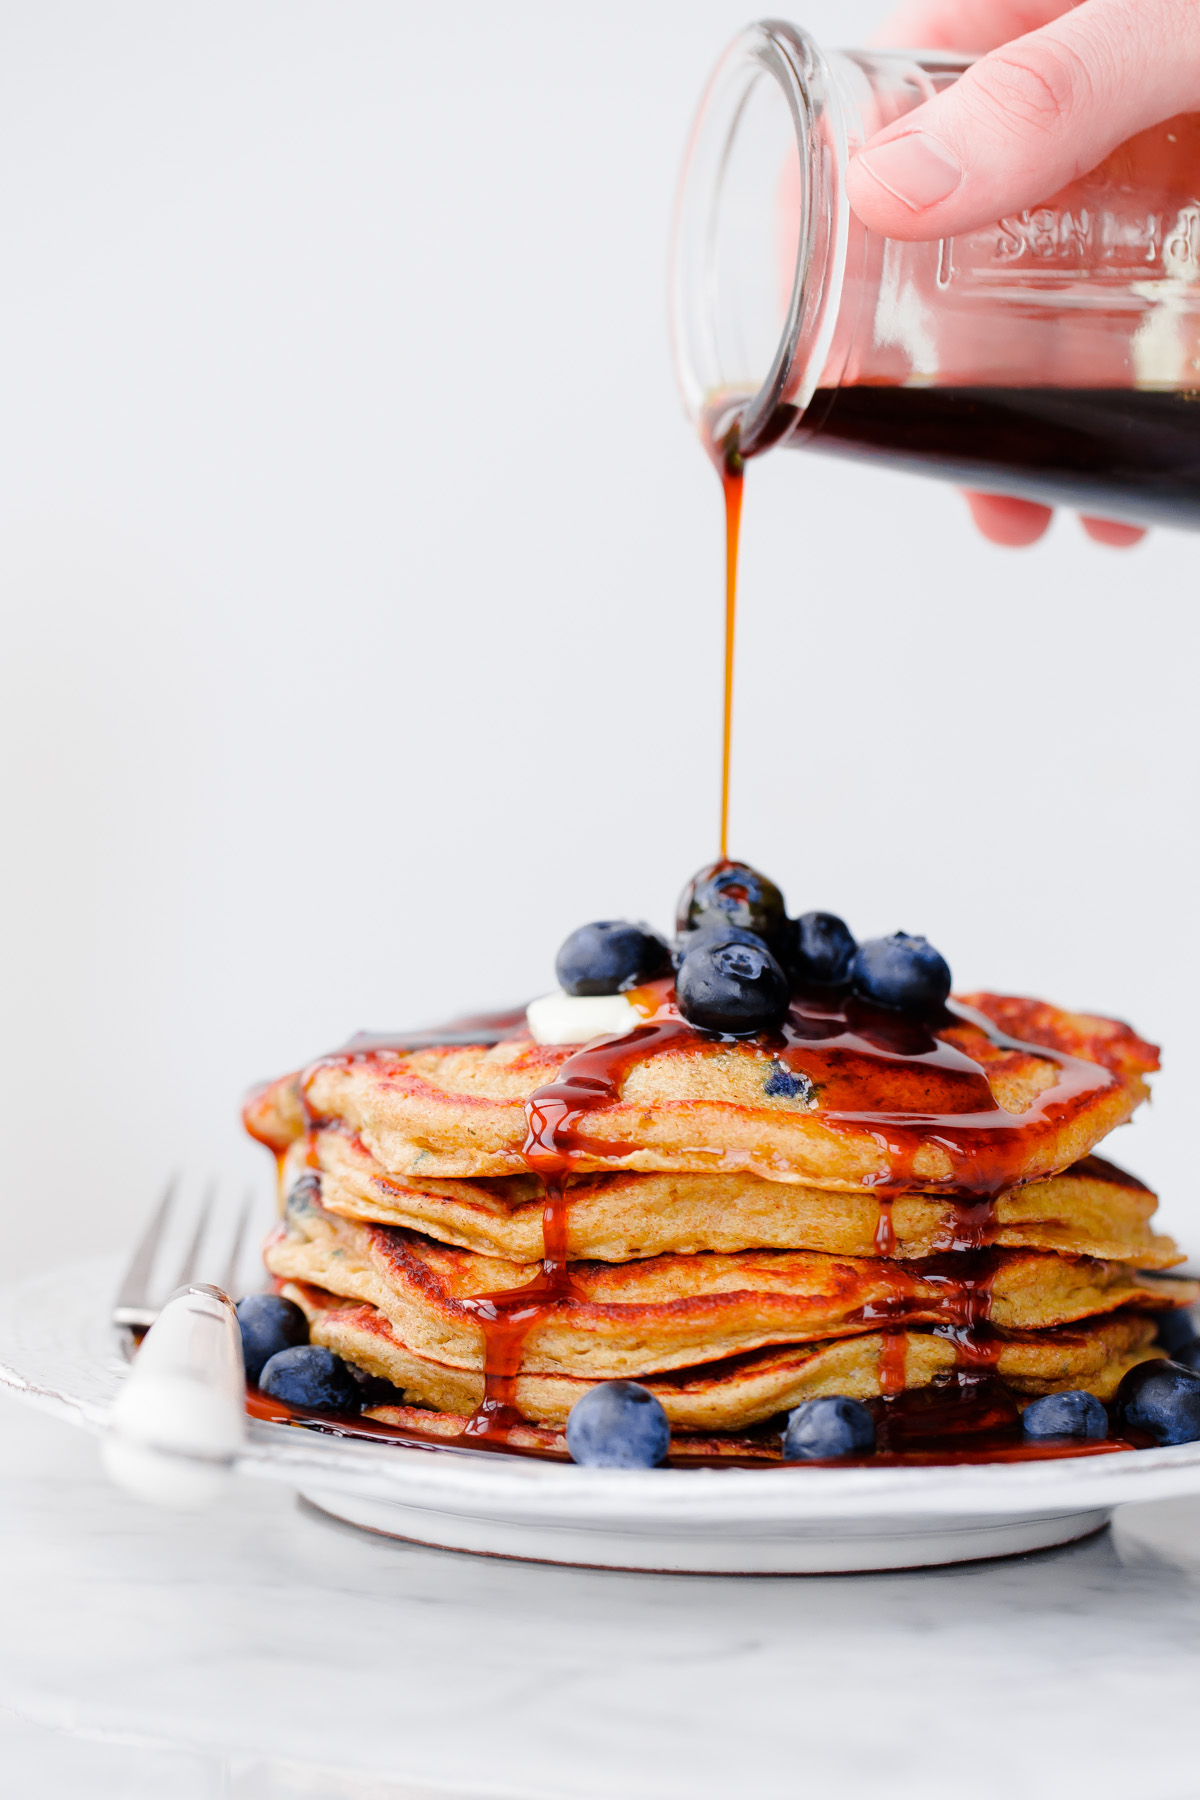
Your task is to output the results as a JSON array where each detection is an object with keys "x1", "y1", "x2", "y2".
[{"x1": 854, "y1": 132, "x2": 963, "y2": 211}]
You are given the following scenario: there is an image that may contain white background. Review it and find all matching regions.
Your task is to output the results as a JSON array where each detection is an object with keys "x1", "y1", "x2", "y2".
[{"x1": 0, "y1": 0, "x2": 1195, "y2": 1279}]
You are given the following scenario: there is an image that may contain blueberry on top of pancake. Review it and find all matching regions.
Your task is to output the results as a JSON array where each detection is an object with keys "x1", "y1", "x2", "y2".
[{"x1": 676, "y1": 859, "x2": 789, "y2": 959}]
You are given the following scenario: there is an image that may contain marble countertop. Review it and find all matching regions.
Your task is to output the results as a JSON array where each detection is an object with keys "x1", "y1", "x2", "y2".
[{"x1": 6, "y1": 1388, "x2": 1200, "y2": 1800}]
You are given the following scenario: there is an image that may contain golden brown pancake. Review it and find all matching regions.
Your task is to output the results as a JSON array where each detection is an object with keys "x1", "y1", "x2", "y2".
[
  {"x1": 245, "y1": 992, "x2": 1157, "y2": 1191},
  {"x1": 264, "y1": 1195, "x2": 1196, "y2": 1381},
  {"x1": 282, "y1": 1280, "x2": 1164, "y2": 1429},
  {"x1": 291, "y1": 1131, "x2": 1183, "y2": 1269}
]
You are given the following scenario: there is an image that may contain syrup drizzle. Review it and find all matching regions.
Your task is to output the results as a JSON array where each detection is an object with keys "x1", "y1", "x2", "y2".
[
  {"x1": 933, "y1": 1197, "x2": 999, "y2": 1253},
  {"x1": 702, "y1": 405, "x2": 744, "y2": 861},
  {"x1": 461, "y1": 1010, "x2": 700, "y2": 1442},
  {"x1": 858, "y1": 1250, "x2": 1003, "y2": 1391},
  {"x1": 874, "y1": 1199, "x2": 897, "y2": 1256},
  {"x1": 877, "y1": 1331, "x2": 908, "y2": 1398},
  {"x1": 699, "y1": 409, "x2": 746, "y2": 861},
  {"x1": 456, "y1": 1173, "x2": 585, "y2": 1442},
  {"x1": 718, "y1": 452, "x2": 743, "y2": 862}
]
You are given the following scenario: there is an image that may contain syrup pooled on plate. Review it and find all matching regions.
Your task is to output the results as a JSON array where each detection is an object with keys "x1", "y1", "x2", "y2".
[{"x1": 245, "y1": 1374, "x2": 1146, "y2": 1468}]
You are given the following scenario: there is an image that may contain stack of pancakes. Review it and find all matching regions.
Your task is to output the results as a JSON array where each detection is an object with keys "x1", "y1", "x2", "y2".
[{"x1": 245, "y1": 990, "x2": 1197, "y2": 1454}]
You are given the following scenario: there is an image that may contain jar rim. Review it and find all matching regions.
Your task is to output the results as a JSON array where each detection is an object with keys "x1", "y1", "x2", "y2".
[{"x1": 669, "y1": 20, "x2": 851, "y2": 458}]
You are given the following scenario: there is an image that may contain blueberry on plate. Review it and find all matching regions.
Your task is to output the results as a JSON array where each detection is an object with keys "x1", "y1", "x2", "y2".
[
  {"x1": 236, "y1": 1293, "x2": 310, "y2": 1386},
  {"x1": 1156, "y1": 1309, "x2": 1200, "y2": 1355},
  {"x1": 555, "y1": 921, "x2": 671, "y2": 996},
  {"x1": 1113, "y1": 1359, "x2": 1200, "y2": 1445},
  {"x1": 676, "y1": 860, "x2": 787, "y2": 952},
  {"x1": 1171, "y1": 1338, "x2": 1200, "y2": 1373},
  {"x1": 346, "y1": 1363, "x2": 405, "y2": 1407},
  {"x1": 851, "y1": 932, "x2": 952, "y2": 1013},
  {"x1": 782, "y1": 1396, "x2": 875, "y2": 1461},
  {"x1": 675, "y1": 936, "x2": 791, "y2": 1036},
  {"x1": 1021, "y1": 1390, "x2": 1108, "y2": 1440},
  {"x1": 790, "y1": 911, "x2": 857, "y2": 987},
  {"x1": 566, "y1": 1380, "x2": 670, "y2": 1468},
  {"x1": 259, "y1": 1344, "x2": 361, "y2": 1413}
]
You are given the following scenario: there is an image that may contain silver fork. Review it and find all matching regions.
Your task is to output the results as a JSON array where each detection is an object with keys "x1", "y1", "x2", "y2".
[
  {"x1": 113, "y1": 1177, "x2": 257, "y2": 1341},
  {"x1": 105, "y1": 1178, "x2": 262, "y2": 1508}
]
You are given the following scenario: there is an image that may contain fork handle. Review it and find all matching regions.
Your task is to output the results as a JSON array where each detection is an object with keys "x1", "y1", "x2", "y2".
[{"x1": 103, "y1": 1284, "x2": 246, "y2": 1508}]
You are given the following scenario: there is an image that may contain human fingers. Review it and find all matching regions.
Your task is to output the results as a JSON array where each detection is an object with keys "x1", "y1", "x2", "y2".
[
  {"x1": 964, "y1": 492, "x2": 1148, "y2": 546},
  {"x1": 846, "y1": 0, "x2": 1200, "y2": 240},
  {"x1": 1079, "y1": 515, "x2": 1146, "y2": 546},
  {"x1": 869, "y1": 1, "x2": 1072, "y2": 53},
  {"x1": 964, "y1": 491, "x2": 1053, "y2": 545}
]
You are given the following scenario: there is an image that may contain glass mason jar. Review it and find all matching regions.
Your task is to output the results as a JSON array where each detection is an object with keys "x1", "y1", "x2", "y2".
[{"x1": 671, "y1": 20, "x2": 1200, "y2": 526}]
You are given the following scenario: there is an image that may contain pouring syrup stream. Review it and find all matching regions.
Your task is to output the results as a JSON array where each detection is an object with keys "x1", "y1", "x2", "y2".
[{"x1": 718, "y1": 440, "x2": 744, "y2": 862}]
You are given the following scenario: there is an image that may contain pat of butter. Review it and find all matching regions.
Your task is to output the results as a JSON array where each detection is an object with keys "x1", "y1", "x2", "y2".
[{"x1": 526, "y1": 990, "x2": 640, "y2": 1046}]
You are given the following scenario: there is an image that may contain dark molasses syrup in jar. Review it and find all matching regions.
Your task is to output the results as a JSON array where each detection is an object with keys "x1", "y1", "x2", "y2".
[{"x1": 772, "y1": 385, "x2": 1200, "y2": 531}]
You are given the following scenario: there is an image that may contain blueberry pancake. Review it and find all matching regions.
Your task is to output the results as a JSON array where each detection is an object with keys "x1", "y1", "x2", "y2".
[
  {"x1": 280, "y1": 1279, "x2": 1165, "y2": 1430},
  {"x1": 292, "y1": 1132, "x2": 1183, "y2": 1269},
  {"x1": 247, "y1": 991, "x2": 1156, "y2": 1192},
  {"x1": 263, "y1": 1193, "x2": 1196, "y2": 1382}
]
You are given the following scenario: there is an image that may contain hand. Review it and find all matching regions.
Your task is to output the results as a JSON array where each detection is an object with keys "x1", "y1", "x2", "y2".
[{"x1": 846, "y1": 1, "x2": 1200, "y2": 547}]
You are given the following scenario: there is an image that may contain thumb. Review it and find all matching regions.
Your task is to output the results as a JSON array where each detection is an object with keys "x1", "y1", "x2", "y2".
[{"x1": 845, "y1": 0, "x2": 1200, "y2": 240}]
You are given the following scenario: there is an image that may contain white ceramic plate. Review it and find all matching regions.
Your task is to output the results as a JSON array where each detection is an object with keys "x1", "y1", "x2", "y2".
[{"x1": 7, "y1": 1255, "x2": 1200, "y2": 1574}]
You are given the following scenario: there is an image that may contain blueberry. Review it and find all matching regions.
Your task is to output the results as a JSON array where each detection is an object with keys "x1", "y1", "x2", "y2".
[
  {"x1": 346, "y1": 1363, "x2": 404, "y2": 1407},
  {"x1": 782, "y1": 1396, "x2": 875, "y2": 1461},
  {"x1": 555, "y1": 921, "x2": 671, "y2": 996},
  {"x1": 790, "y1": 911, "x2": 857, "y2": 987},
  {"x1": 259, "y1": 1344, "x2": 361, "y2": 1412},
  {"x1": 284, "y1": 1172, "x2": 321, "y2": 1224},
  {"x1": 1156, "y1": 1308, "x2": 1200, "y2": 1355},
  {"x1": 675, "y1": 936, "x2": 791, "y2": 1036},
  {"x1": 763, "y1": 1062, "x2": 812, "y2": 1102},
  {"x1": 676, "y1": 861, "x2": 787, "y2": 953},
  {"x1": 565, "y1": 1380, "x2": 670, "y2": 1468},
  {"x1": 236, "y1": 1293, "x2": 310, "y2": 1385},
  {"x1": 1114, "y1": 1359, "x2": 1200, "y2": 1445},
  {"x1": 851, "y1": 932, "x2": 952, "y2": 1013},
  {"x1": 672, "y1": 922, "x2": 770, "y2": 969},
  {"x1": 1021, "y1": 1390, "x2": 1108, "y2": 1440},
  {"x1": 1172, "y1": 1339, "x2": 1200, "y2": 1373}
]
